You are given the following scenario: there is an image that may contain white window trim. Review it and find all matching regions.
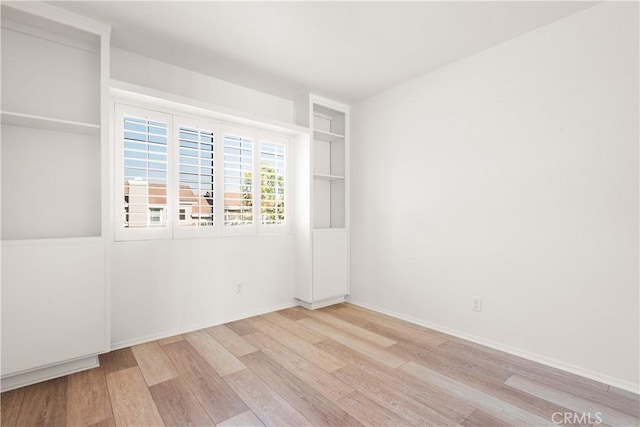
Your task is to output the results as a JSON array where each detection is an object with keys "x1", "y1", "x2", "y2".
[{"x1": 114, "y1": 100, "x2": 292, "y2": 241}]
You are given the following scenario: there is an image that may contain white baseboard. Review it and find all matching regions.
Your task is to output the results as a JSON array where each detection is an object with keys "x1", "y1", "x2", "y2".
[
  {"x1": 296, "y1": 295, "x2": 346, "y2": 310},
  {"x1": 346, "y1": 298, "x2": 640, "y2": 394},
  {"x1": 1, "y1": 355, "x2": 99, "y2": 392},
  {"x1": 109, "y1": 300, "x2": 299, "y2": 351}
]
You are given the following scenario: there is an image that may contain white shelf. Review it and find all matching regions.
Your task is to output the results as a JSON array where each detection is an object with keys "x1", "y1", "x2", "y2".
[
  {"x1": 1, "y1": 236, "x2": 103, "y2": 247},
  {"x1": 313, "y1": 129, "x2": 344, "y2": 142},
  {"x1": 1, "y1": 111, "x2": 100, "y2": 136},
  {"x1": 314, "y1": 173, "x2": 345, "y2": 181}
]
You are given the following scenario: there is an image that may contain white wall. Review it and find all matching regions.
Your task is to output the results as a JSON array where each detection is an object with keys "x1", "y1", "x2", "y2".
[
  {"x1": 111, "y1": 236, "x2": 294, "y2": 347},
  {"x1": 111, "y1": 47, "x2": 294, "y2": 124},
  {"x1": 350, "y1": 2, "x2": 639, "y2": 389},
  {"x1": 108, "y1": 48, "x2": 298, "y2": 347}
]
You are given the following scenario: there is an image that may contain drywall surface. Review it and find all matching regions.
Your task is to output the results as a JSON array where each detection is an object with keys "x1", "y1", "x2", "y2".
[
  {"x1": 111, "y1": 47, "x2": 294, "y2": 123},
  {"x1": 110, "y1": 236, "x2": 295, "y2": 347},
  {"x1": 350, "y1": 2, "x2": 639, "y2": 389}
]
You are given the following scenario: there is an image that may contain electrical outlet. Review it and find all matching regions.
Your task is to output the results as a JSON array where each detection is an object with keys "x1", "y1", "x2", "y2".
[
  {"x1": 472, "y1": 297, "x2": 482, "y2": 312},
  {"x1": 236, "y1": 283, "x2": 243, "y2": 294}
]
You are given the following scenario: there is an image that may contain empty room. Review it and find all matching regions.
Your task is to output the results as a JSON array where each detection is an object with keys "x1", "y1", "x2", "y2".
[{"x1": 1, "y1": 1, "x2": 638, "y2": 426}]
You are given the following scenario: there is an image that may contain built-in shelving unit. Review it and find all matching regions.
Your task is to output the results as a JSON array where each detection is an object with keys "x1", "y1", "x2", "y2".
[
  {"x1": 0, "y1": 1, "x2": 110, "y2": 391},
  {"x1": 294, "y1": 94, "x2": 349, "y2": 309},
  {"x1": 1, "y1": 3, "x2": 105, "y2": 241}
]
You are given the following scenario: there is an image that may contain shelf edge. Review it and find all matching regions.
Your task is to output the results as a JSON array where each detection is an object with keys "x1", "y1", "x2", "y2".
[
  {"x1": 313, "y1": 173, "x2": 345, "y2": 181},
  {"x1": 1, "y1": 111, "x2": 100, "y2": 136}
]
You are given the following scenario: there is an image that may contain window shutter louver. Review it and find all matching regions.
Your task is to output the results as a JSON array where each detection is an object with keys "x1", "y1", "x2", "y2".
[
  {"x1": 260, "y1": 141, "x2": 286, "y2": 225},
  {"x1": 178, "y1": 126, "x2": 215, "y2": 228},
  {"x1": 223, "y1": 133, "x2": 254, "y2": 226},
  {"x1": 122, "y1": 116, "x2": 169, "y2": 229}
]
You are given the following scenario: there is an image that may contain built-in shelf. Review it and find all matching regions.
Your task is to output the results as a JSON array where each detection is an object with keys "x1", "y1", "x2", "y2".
[
  {"x1": 1, "y1": 111, "x2": 100, "y2": 136},
  {"x1": 1, "y1": 236, "x2": 103, "y2": 247},
  {"x1": 314, "y1": 173, "x2": 345, "y2": 181},
  {"x1": 313, "y1": 129, "x2": 345, "y2": 142},
  {"x1": 293, "y1": 94, "x2": 349, "y2": 308}
]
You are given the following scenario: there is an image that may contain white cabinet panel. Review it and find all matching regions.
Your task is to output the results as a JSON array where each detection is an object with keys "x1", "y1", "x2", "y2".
[
  {"x1": 312, "y1": 229, "x2": 348, "y2": 301},
  {"x1": 1, "y1": 239, "x2": 106, "y2": 376}
]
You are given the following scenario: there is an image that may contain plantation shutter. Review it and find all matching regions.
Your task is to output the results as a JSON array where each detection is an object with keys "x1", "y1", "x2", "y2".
[
  {"x1": 122, "y1": 116, "x2": 169, "y2": 228},
  {"x1": 177, "y1": 125, "x2": 215, "y2": 227},
  {"x1": 260, "y1": 141, "x2": 286, "y2": 225},
  {"x1": 223, "y1": 133, "x2": 254, "y2": 226}
]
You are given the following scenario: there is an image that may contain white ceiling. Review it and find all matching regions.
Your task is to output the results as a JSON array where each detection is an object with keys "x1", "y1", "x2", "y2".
[{"x1": 54, "y1": 1, "x2": 597, "y2": 103}]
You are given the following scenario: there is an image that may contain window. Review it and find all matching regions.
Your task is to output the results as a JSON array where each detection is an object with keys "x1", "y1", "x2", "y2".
[
  {"x1": 148, "y1": 207, "x2": 167, "y2": 225},
  {"x1": 115, "y1": 103, "x2": 289, "y2": 240},
  {"x1": 177, "y1": 124, "x2": 215, "y2": 228},
  {"x1": 260, "y1": 140, "x2": 286, "y2": 225},
  {"x1": 116, "y1": 105, "x2": 173, "y2": 240},
  {"x1": 123, "y1": 116, "x2": 168, "y2": 228},
  {"x1": 223, "y1": 132, "x2": 254, "y2": 227}
]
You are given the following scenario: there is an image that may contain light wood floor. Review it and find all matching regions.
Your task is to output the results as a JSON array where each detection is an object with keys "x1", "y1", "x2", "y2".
[{"x1": 1, "y1": 303, "x2": 638, "y2": 426}]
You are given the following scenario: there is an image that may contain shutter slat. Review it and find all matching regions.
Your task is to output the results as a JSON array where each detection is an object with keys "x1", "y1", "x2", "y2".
[
  {"x1": 223, "y1": 133, "x2": 254, "y2": 226},
  {"x1": 178, "y1": 125, "x2": 216, "y2": 228},
  {"x1": 123, "y1": 116, "x2": 169, "y2": 229}
]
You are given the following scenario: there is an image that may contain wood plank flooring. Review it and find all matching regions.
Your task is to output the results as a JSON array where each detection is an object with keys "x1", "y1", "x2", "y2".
[{"x1": 1, "y1": 303, "x2": 638, "y2": 427}]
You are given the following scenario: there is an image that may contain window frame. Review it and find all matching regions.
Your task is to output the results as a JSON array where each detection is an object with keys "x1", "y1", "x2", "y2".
[
  {"x1": 115, "y1": 104, "x2": 174, "y2": 241},
  {"x1": 114, "y1": 102, "x2": 291, "y2": 241}
]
